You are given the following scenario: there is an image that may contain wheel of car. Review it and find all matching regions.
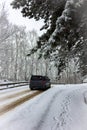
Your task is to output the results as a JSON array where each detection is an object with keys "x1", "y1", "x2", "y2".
[{"x1": 30, "y1": 88, "x2": 33, "y2": 90}]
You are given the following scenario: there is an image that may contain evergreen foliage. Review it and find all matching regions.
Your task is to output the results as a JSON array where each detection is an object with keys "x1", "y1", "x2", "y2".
[{"x1": 11, "y1": 0, "x2": 87, "y2": 76}]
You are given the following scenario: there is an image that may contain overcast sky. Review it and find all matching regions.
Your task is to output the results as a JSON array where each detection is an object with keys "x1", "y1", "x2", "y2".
[{"x1": 0, "y1": 0, "x2": 44, "y2": 35}]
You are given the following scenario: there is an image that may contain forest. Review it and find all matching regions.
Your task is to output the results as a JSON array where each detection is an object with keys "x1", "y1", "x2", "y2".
[{"x1": 0, "y1": 0, "x2": 87, "y2": 83}]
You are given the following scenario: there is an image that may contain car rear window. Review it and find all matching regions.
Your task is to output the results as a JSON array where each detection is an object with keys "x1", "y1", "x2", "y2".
[{"x1": 31, "y1": 76, "x2": 43, "y2": 80}]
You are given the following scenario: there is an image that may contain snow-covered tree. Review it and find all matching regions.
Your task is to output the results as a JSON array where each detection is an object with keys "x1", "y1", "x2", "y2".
[
  {"x1": 11, "y1": 0, "x2": 86, "y2": 78},
  {"x1": 0, "y1": 4, "x2": 13, "y2": 79},
  {"x1": 0, "y1": 4, "x2": 13, "y2": 44}
]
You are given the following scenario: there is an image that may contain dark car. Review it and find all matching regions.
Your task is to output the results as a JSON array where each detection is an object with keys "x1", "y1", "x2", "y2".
[{"x1": 30, "y1": 75, "x2": 51, "y2": 90}]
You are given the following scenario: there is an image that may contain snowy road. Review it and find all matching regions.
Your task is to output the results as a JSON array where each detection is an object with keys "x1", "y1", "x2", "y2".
[
  {"x1": 0, "y1": 84, "x2": 87, "y2": 130},
  {"x1": 0, "y1": 86, "x2": 43, "y2": 115}
]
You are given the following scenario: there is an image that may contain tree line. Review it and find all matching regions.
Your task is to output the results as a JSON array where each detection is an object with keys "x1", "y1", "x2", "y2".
[
  {"x1": 0, "y1": 5, "x2": 56, "y2": 82},
  {"x1": 0, "y1": 2, "x2": 84, "y2": 83},
  {"x1": 11, "y1": 0, "x2": 87, "y2": 83}
]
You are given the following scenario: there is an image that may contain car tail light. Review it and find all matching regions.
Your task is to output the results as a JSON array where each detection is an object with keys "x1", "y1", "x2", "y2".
[{"x1": 42, "y1": 80, "x2": 45, "y2": 84}]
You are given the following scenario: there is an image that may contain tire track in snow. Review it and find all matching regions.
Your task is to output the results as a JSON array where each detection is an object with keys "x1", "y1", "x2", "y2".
[
  {"x1": 0, "y1": 86, "x2": 29, "y2": 95},
  {"x1": 34, "y1": 89, "x2": 63, "y2": 130},
  {"x1": 0, "y1": 91, "x2": 43, "y2": 115},
  {"x1": 0, "y1": 89, "x2": 31, "y2": 101},
  {"x1": 34, "y1": 87, "x2": 83, "y2": 130}
]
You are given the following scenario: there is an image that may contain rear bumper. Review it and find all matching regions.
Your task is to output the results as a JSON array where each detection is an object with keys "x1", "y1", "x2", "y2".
[{"x1": 30, "y1": 85, "x2": 50, "y2": 90}]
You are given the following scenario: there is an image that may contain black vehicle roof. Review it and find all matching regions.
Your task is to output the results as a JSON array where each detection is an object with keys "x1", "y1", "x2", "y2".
[
  {"x1": 31, "y1": 75, "x2": 49, "y2": 80},
  {"x1": 31, "y1": 75, "x2": 47, "y2": 77}
]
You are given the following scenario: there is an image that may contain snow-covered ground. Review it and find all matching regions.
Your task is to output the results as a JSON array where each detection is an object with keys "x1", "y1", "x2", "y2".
[{"x1": 0, "y1": 84, "x2": 87, "y2": 130}]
